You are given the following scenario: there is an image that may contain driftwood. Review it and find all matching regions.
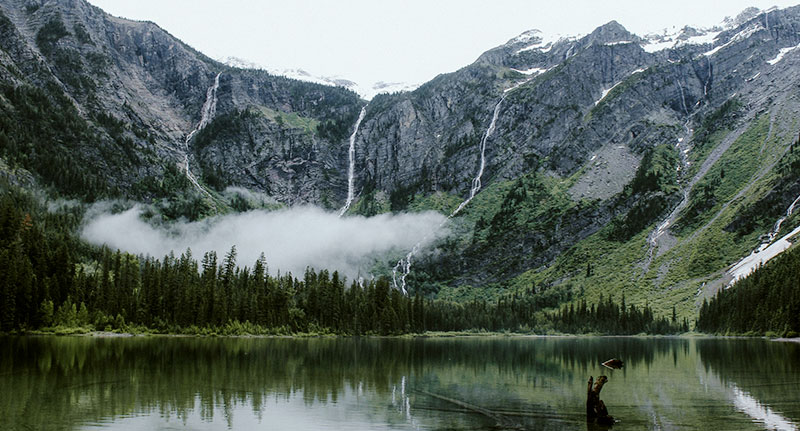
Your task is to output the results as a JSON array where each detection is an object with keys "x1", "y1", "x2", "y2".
[
  {"x1": 601, "y1": 358, "x2": 624, "y2": 369},
  {"x1": 418, "y1": 389, "x2": 522, "y2": 429},
  {"x1": 587, "y1": 376, "x2": 614, "y2": 426}
]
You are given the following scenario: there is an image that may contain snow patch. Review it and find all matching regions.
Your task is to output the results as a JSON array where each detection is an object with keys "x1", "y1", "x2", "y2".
[
  {"x1": 604, "y1": 40, "x2": 634, "y2": 46},
  {"x1": 513, "y1": 31, "x2": 578, "y2": 55},
  {"x1": 594, "y1": 68, "x2": 645, "y2": 106},
  {"x1": 767, "y1": 43, "x2": 800, "y2": 65},
  {"x1": 510, "y1": 29, "x2": 542, "y2": 44},
  {"x1": 703, "y1": 22, "x2": 764, "y2": 57},
  {"x1": 640, "y1": 27, "x2": 721, "y2": 53},
  {"x1": 219, "y1": 56, "x2": 419, "y2": 100},
  {"x1": 680, "y1": 31, "x2": 722, "y2": 47},
  {"x1": 510, "y1": 67, "x2": 548, "y2": 76},
  {"x1": 595, "y1": 83, "x2": 620, "y2": 106},
  {"x1": 642, "y1": 39, "x2": 676, "y2": 53},
  {"x1": 729, "y1": 225, "x2": 800, "y2": 283}
]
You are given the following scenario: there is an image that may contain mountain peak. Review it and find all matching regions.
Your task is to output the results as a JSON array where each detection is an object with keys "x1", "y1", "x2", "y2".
[
  {"x1": 508, "y1": 29, "x2": 544, "y2": 45},
  {"x1": 587, "y1": 20, "x2": 637, "y2": 45}
]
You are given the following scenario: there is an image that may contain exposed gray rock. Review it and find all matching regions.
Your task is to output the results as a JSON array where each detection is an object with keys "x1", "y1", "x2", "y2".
[{"x1": 3, "y1": 0, "x2": 800, "y2": 291}]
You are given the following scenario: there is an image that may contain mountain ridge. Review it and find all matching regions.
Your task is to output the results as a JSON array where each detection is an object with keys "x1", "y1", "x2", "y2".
[{"x1": 2, "y1": 0, "x2": 800, "y2": 319}]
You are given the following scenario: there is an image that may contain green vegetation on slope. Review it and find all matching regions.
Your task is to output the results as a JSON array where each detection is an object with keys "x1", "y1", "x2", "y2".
[
  {"x1": 0, "y1": 182, "x2": 683, "y2": 336},
  {"x1": 697, "y1": 242, "x2": 800, "y2": 337},
  {"x1": 0, "y1": 83, "x2": 111, "y2": 199},
  {"x1": 676, "y1": 114, "x2": 772, "y2": 235},
  {"x1": 608, "y1": 143, "x2": 681, "y2": 241}
]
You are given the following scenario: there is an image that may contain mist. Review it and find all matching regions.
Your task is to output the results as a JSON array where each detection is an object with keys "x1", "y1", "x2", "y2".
[{"x1": 81, "y1": 205, "x2": 449, "y2": 282}]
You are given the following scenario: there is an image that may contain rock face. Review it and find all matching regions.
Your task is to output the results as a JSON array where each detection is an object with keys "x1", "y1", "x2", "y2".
[
  {"x1": 0, "y1": 0, "x2": 363, "y2": 204},
  {"x1": 3, "y1": 0, "x2": 800, "y2": 292}
]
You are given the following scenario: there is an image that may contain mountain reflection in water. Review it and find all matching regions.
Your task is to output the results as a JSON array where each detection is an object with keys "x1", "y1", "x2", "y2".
[{"x1": 0, "y1": 336, "x2": 798, "y2": 430}]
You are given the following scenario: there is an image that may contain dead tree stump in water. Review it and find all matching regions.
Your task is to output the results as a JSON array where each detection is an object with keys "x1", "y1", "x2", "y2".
[{"x1": 587, "y1": 376, "x2": 614, "y2": 426}]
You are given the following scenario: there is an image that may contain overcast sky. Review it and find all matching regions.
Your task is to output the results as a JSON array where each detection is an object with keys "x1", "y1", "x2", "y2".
[{"x1": 87, "y1": 1, "x2": 798, "y2": 87}]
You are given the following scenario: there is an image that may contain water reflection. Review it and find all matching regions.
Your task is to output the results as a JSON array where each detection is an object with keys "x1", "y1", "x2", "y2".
[
  {"x1": 0, "y1": 336, "x2": 798, "y2": 430},
  {"x1": 696, "y1": 339, "x2": 800, "y2": 431}
]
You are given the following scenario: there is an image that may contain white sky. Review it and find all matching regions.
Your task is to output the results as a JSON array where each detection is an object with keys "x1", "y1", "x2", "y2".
[{"x1": 87, "y1": 0, "x2": 798, "y2": 87}]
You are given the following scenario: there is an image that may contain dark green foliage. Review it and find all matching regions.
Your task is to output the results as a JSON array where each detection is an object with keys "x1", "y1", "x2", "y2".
[
  {"x1": 609, "y1": 144, "x2": 680, "y2": 241},
  {"x1": 0, "y1": 187, "x2": 85, "y2": 331},
  {"x1": 0, "y1": 83, "x2": 110, "y2": 199},
  {"x1": 316, "y1": 109, "x2": 359, "y2": 143},
  {"x1": 201, "y1": 164, "x2": 228, "y2": 192},
  {"x1": 388, "y1": 164, "x2": 432, "y2": 211},
  {"x1": 34, "y1": 16, "x2": 95, "y2": 94},
  {"x1": 697, "y1": 244, "x2": 800, "y2": 336},
  {"x1": 192, "y1": 109, "x2": 258, "y2": 151},
  {"x1": 0, "y1": 184, "x2": 683, "y2": 335},
  {"x1": 608, "y1": 195, "x2": 673, "y2": 241},
  {"x1": 693, "y1": 98, "x2": 743, "y2": 152},
  {"x1": 0, "y1": 10, "x2": 13, "y2": 35},
  {"x1": 85, "y1": 52, "x2": 109, "y2": 76},
  {"x1": 477, "y1": 173, "x2": 565, "y2": 243},
  {"x1": 72, "y1": 23, "x2": 93, "y2": 45},
  {"x1": 131, "y1": 163, "x2": 191, "y2": 200},
  {"x1": 726, "y1": 134, "x2": 800, "y2": 236},
  {"x1": 229, "y1": 194, "x2": 252, "y2": 212},
  {"x1": 550, "y1": 295, "x2": 688, "y2": 335},
  {"x1": 675, "y1": 177, "x2": 719, "y2": 231},
  {"x1": 35, "y1": 16, "x2": 70, "y2": 56},
  {"x1": 158, "y1": 194, "x2": 213, "y2": 222},
  {"x1": 629, "y1": 144, "x2": 680, "y2": 195}
]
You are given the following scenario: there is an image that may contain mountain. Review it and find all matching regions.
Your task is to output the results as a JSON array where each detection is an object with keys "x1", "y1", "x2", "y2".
[
  {"x1": 218, "y1": 56, "x2": 420, "y2": 101},
  {"x1": 0, "y1": 0, "x2": 363, "y2": 211},
  {"x1": 344, "y1": 6, "x2": 800, "y2": 310},
  {"x1": 2, "y1": 0, "x2": 800, "y2": 319}
]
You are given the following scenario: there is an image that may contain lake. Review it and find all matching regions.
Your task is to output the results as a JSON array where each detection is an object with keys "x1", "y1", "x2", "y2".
[{"x1": 0, "y1": 335, "x2": 798, "y2": 430}]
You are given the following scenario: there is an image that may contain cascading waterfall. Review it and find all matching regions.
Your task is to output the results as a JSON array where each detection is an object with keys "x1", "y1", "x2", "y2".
[
  {"x1": 677, "y1": 80, "x2": 689, "y2": 115},
  {"x1": 339, "y1": 105, "x2": 367, "y2": 217},
  {"x1": 451, "y1": 95, "x2": 505, "y2": 216},
  {"x1": 183, "y1": 72, "x2": 221, "y2": 196},
  {"x1": 728, "y1": 190, "x2": 800, "y2": 284},
  {"x1": 643, "y1": 118, "x2": 693, "y2": 268},
  {"x1": 763, "y1": 193, "x2": 800, "y2": 247},
  {"x1": 391, "y1": 80, "x2": 531, "y2": 294}
]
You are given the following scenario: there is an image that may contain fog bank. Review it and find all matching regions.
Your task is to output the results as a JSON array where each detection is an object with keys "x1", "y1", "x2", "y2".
[{"x1": 81, "y1": 205, "x2": 449, "y2": 282}]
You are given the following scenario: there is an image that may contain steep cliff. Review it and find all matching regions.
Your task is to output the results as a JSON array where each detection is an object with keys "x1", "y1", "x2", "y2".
[{"x1": 2, "y1": 0, "x2": 800, "y2": 315}]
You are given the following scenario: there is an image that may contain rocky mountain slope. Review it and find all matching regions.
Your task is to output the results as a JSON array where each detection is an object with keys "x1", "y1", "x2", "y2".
[
  {"x1": 2, "y1": 0, "x2": 800, "y2": 317},
  {"x1": 345, "y1": 6, "x2": 800, "y2": 309},
  {"x1": 0, "y1": 0, "x2": 363, "y2": 210}
]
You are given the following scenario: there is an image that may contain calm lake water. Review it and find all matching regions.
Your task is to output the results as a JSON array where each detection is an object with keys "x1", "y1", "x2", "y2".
[{"x1": 1, "y1": 335, "x2": 798, "y2": 430}]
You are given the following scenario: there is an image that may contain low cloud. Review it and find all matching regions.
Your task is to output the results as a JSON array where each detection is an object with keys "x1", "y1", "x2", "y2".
[
  {"x1": 222, "y1": 186, "x2": 279, "y2": 207},
  {"x1": 81, "y1": 205, "x2": 448, "y2": 282}
]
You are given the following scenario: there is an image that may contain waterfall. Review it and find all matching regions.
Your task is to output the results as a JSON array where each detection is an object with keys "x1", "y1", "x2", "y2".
[
  {"x1": 728, "y1": 191, "x2": 800, "y2": 284},
  {"x1": 765, "y1": 193, "x2": 800, "y2": 245},
  {"x1": 184, "y1": 72, "x2": 221, "y2": 196},
  {"x1": 451, "y1": 95, "x2": 505, "y2": 216},
  {"x1": 391, "y1": 80, "x2": 531, "y2": 293},
  {"x1": 339, "y1": 106, "x2": 367, "y2": 217}
]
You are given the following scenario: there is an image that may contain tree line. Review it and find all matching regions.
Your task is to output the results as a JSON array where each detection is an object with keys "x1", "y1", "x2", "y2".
[
  {"x1": 0, "y1": 185, "x2": 686, "y2": 336},
  {"x1": 697, "y1": 243, "x2": 800, "y2": 337}
]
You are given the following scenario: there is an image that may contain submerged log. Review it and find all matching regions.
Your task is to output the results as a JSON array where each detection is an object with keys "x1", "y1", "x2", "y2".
[
  {"x1": 587, "y1": 376, "x2": 614, "y2": 426},
  {"x1": 601, "y1": 358, "x2": 624, "y2": 369},
  {"x1": 418, "y1": 389, "x2": 521, "y2": 429}
]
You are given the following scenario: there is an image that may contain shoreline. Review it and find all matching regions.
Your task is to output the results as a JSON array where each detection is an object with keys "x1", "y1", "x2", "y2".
[{"x1": 6, "y1": 330, "x2": 798, "y2": 342}]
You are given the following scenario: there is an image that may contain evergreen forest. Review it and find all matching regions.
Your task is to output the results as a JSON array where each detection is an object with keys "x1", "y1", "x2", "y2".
[{"x1": 0, "y1": 184, "x2": 686, "y2": 336}]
